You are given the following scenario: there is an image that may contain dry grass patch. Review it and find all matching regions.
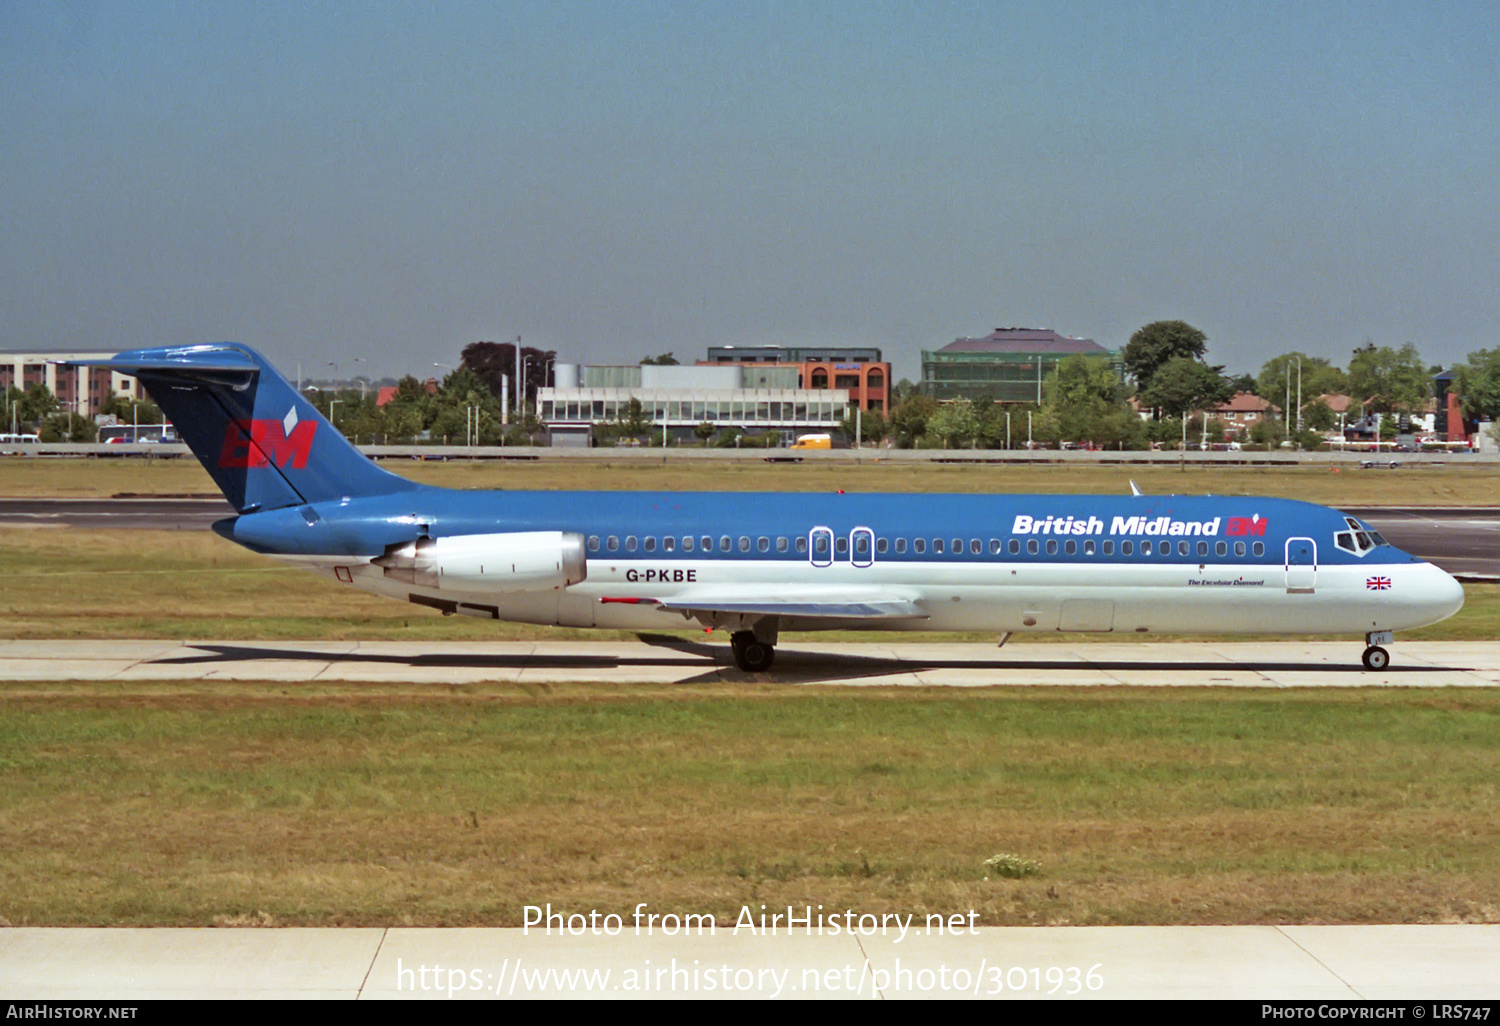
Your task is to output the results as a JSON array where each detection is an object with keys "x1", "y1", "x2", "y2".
[{"x1": 2, "y1": 684, "x2": 1497, "y2": 926}]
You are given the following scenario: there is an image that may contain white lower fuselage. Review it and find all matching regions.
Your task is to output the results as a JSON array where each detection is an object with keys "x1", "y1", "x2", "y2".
[{"x1": 302, "y1": 555, "x2": 1463, "y2": 638}]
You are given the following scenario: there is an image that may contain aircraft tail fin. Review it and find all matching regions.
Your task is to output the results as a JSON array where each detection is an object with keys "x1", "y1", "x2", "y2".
[{"x1": 68, "y1": 344, "x2": 418, "y2": 514}]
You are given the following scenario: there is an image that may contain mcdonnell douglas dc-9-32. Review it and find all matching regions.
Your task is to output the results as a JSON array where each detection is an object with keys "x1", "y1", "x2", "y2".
[{"x1": 72, "y1": 344, "x2": 1465, "y2": 672}]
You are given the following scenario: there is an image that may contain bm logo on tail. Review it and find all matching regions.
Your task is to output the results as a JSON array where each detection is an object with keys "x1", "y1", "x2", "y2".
[{"x1": 218, "y1": 409, "x2": 316, "y2": 469}]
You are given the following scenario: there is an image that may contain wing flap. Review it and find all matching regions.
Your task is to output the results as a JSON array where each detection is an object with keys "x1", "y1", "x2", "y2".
[{"x1": 656, "y1": 586, "x2": 927, "y2": 621}]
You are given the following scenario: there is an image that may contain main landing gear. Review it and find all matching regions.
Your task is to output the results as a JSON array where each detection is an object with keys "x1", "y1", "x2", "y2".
[
  {"x1": 730, "y1": 630, "x2": 776, "y2": 672},
  {"x1": 1362, "y1": 630, "x2": 1393, "y2": 671}
]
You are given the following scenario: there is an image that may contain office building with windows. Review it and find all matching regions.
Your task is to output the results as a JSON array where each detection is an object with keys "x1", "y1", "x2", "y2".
[{"x1": 921, "y1": 329, "x2": 1118, "y2": 403}]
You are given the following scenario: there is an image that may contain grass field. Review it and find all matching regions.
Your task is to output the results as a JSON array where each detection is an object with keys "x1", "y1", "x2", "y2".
[
  {"x1": 3, "y1": 453, "x2": 1500, "y2": 505},
  {"x1": 2, "y1": 682, "x2": 1497, "y2": 927},
  {"x1": 2, "y1": 528, "x2": 1496, "y2": 642}
]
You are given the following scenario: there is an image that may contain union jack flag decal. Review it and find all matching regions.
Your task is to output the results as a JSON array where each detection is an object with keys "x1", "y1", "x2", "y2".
[{"x1": 1366, "y1": 576, "x2": 1392, "y2": 591}]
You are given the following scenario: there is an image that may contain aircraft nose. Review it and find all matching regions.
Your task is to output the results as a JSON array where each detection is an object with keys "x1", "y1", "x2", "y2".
[{"x1": 1416, "y1": 561, "x2": 1466, "y2": 623}]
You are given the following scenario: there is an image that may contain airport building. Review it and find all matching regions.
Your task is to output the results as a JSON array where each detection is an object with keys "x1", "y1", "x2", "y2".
[
  {"x1": 0, "y1": 349, "x2": 143, "y2": 416},
  {"x1": 921, "y1": 329, "x2": 1119, "y2": 403},
  {"x1": 701, "y1": 346, "x2": 890, "y2": 413},
  {"x1": 538, "y1": 362, "x2": 852, "y2": 446}
]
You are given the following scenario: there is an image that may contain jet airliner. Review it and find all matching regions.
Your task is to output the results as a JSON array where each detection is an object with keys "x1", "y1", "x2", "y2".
[{"x1": 73, "y1": 344, "x2": 1465, "y2": 672}]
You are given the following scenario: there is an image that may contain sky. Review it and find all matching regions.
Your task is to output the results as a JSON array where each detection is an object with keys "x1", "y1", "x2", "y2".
[{"x1": 2, "y1": 1, "x2": 1497, "y2": 382}]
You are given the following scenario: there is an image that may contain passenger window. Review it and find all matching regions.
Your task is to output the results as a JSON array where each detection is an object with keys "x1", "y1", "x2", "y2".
[
  {"x1": 1027, "y1": 539, "x2": 1039, "y2": 555},
  {"x1": 1234, "y1": 541, "x2": 1245, "y2": 557},
  {"x1": 990, "y1": 539, "x2": 1001, "y2": 555},
  {"x1": 1046, "y1": 539, "x2": 1058, "y2": 555},
  {"x1": 607, "y1": 535, "x2": 619, "y2": 552},
  {"x1": 626, "y1": 536, "x2": 638, "y2": 552},
  {"x1": 700, "y1": 536, "x2": 711, "y2": 552},
  {"x1": 682, "y1": 536, "x2": 694, "y2": 552},
  {"x1": 796, "y1": 537, "x2": 808, "y2": 553},
  {"x1": 952, "y1": 538, "x2": 963, "y2": 553},
  {"x1": 1216, "y1": 541, "x2": 1227, "y2": 557},
  {"x1": 1121, "y1": 540, "x2": 1133, "y2": 555},
  {"x1": 588, "y1": 536, "x2": 600, "y2": 552},
  {"x1": 1197, "y1": 541, "x2": 1208, "y2": 557},
  {"x1": 933, "y1": 539, "x2": 944, "y2": 554},
  {"x1": 854, "y1": 535, "x2": 869, "y2": 555},
  {"x1": 662, "y1": 536, "x2": 674, "y2": 552},
  {"x1": 1141, "y1": 541, "x2": 1152, "y2": 556},
  {"x1": 720, "y1": 536, "x2": 731, "y2": 552},
  {"x1": 1177, "y1": 541, "x2": 1189, "y2": 556},
  {"x1": 644, "y1": 536, "x2": 656, "y2": 552},
  {"x1": 836, "y1": 537, "x2": 848, "y2": 553},
  {"x1": 1253, "y1": 542, "x2": 1265, "y2": 557},
  {"x1": 1103, "y1": 540, "x2": 1113, "y2": 555},
  {"x1": 1084, "y1": 539, "x2": 1095, "y2": 555},
  {"x1": 739, "y1": 537, "x2": 751, "y2": 552},
  {"x1": 778, "y1": 537, "x2": 789, "y2": 553},
  {"x1": 1008, "y1": 539, "x2": 1020, "y2": 555},
  {"x1": 914, "y1": 539, "x2": 926, "y2": 554},
  {"x1": 971, "y1": 539, "x2": 981, "y2": 555},
  {"x1": 757, "y1": 537, "x2": 770, "y2": 552},
  {"x1": 1064, "y1": 540, "x2": 1077, "y2": 555},
  {"x1": 813, "y1": 534, "x2": 829, "y2": 555},
  {"x1": 876, "y1": 538, "x2": 888, "y2": 554},
  {"x1": 895, "y1": 538, "x2": 907, "y2": 554}
]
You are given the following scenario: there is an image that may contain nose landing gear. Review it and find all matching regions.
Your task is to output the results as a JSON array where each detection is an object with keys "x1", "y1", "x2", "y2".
[{"x1": 1362, "y1": 630, "x2": 1393, "y2": 671}]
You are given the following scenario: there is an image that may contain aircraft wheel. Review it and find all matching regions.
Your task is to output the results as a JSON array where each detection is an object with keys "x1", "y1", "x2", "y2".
[
  {"x1": 1362, "y1": 646, "x2": 1390, "y2": 671},
  {"x1": 730, "y1": 631, "x2": 775, "y2": 672}
]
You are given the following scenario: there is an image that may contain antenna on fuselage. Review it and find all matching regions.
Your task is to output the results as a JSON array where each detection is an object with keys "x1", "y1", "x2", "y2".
[{"x1": 1129, "y1": 480, "x2": 1145, "y2": 497}]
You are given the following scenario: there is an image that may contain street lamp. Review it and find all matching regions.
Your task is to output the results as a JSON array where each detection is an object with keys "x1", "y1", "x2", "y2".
[{"x1": 1285, "y1": 357, "x2": 1302, "y2": 435}]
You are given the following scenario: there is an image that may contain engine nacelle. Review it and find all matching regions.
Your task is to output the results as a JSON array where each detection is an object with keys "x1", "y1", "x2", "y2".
[{"x1": 372, "y1": 531, "x2": 587, "y2": 592}]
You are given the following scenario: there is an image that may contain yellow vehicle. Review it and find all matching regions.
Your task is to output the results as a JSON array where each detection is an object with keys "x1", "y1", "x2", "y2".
[{"x1": 790, "y1": 433, "x2": 832, "y2": 450}]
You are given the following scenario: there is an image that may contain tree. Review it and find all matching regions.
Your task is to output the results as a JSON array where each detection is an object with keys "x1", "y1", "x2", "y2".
[
  {"x1": 1123, "y1": 320, "x2": 1209, "y2": 391},
  {"x1": 618, "y1": 398, "x2": 652, "y2": 439},
  {"x1": 840, "y1": 407, "x2": 887, "y2": 445},
  {"x1": 39, "y1": 411, "x2": 96, "y2": 442},
  {"x1": 1139, "y1": 357, "x2": 1234, "y2": 419},
  {"x1": 460, "y1": 340, "x2": 556, "y2": 403},
  {"x1": 1255, "y1": 353, "x2": 1349, "y2": 410},
  {"x1": 693, "y1": 421, "x2": 717, "y2": 444},
  {"x1": 1035, "y1": 354, "x2": 1145, "y2": 448},
  {"x1": 888, "y1": 394, "x2": 939, "y2": 448},
  {"x1": 640, "y1": 352, "x2": 679, "y2": 365},
  {"x1": 925, "y1": 400, "x2": 980, "y2": 448},
  {"x1": 1347, "y1": 343, "x2": 1429, "y2": 415},
  {"x1": 1453, "y1": 348, "x2": 1500, "y2": 422},
  {"x1": 14, "y1": 384, "x2": 59, "y2": 428},
  {"x1": 1301, "y1": 398, "x2": 1336, "y2": 432}
]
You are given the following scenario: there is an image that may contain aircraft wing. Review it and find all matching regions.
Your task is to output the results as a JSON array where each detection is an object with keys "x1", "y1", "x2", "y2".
[{"x1": 653, "y1": 585, "x2": 927, "y2": 621}]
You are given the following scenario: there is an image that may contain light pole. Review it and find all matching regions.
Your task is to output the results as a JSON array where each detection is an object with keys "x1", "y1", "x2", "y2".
[
  {"x1": 1286, "y1": 357, "x2": 1303, "y2": 435},
  {"x1": 352, "y1": 357, "x2": 367, "y2": 401},
  {"x1": 328, "y1": 399, "x2": 341, "y2": 431}
]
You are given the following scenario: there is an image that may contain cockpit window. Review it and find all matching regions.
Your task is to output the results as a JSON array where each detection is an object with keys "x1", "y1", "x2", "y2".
[{"x1": 1335, "y1": 527, "x2": 1378, "y2": 556}]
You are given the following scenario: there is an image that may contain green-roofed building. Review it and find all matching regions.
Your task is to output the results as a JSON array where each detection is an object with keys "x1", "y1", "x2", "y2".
[{"x1": 921, "y1": 328, "x2": 1121, "y2": 403}]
